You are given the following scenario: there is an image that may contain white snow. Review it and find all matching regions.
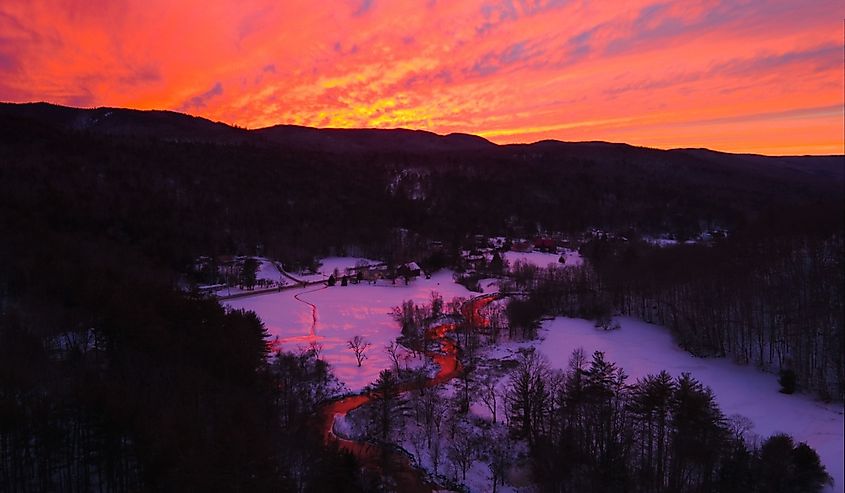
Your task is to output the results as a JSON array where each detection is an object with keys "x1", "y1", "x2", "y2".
[
  {"x1": 333, "y1": 412, "x2": 356, "y2": 439},
  {"x1": 225, "y1": 269, "x2": 474, "y2": 392},
  {"x1": 205, "y1": 258, "x2": 287, "y2": 297},
  {"x1": 225, "y1": 258, "x2": 842, "y2": 491},
  {"x1": 503, "y1": 249, "x2": 583, "y2": 268},
  {"x1": 286, "y1": 256, "x2": 381, "y2": 283},
  {"x1": 535, "y1": 316, "x2": 844, "y2": 492},
  {"x1": 642, "y1": 236, "x2": 700, "y2": 247},
  {"x1": 256, "y1": 259, "x2": 287, "y2": 284}
]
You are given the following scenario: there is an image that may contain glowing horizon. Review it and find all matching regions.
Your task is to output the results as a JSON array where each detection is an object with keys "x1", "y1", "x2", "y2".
[{"x1": 1, "y1": 1, "x2": 842, "y2": 155}]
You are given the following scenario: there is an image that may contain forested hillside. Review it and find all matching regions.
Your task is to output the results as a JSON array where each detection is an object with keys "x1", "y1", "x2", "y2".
[
  {"x1": 0, "y1": 103, "x2": 841, "y2": 491},
  {"x1": 1, "y1": 103, "x2": 841, "y2": 268}
]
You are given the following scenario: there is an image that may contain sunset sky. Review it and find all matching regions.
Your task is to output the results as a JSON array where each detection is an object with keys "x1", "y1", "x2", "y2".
[{"x1": 1, "y1": 0, "x2": 842, "y2": 154}]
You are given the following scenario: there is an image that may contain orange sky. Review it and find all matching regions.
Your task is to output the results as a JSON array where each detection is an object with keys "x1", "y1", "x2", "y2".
[{"x1": 1, "y1": 0, "x2": 842, "y2": 154}]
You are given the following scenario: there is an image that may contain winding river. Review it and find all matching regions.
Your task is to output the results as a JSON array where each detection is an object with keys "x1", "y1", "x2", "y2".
[{"x1": 317, "y1": 293, "x2": 499, "y2": 492}]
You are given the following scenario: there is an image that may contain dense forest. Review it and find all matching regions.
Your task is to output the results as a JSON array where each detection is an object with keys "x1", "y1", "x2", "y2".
[
  {"x1": 0, "y1": 103, "x2": 842, "y2": 491},
  {"x1": 499, "y1": 212, "x2": 844, "y2": 400},
  {"x1": 0, "y1": 221, "x2": 366, "y2": 490},
  {"x1": 519, "y1": 349, "x2": 832, "y2": 492},
  {"x1": 353, "y1": 297, "x2": 833, "y2": 493},
  {"x1": 1, "y1": 103, "x2": 841, "y2": 269}
]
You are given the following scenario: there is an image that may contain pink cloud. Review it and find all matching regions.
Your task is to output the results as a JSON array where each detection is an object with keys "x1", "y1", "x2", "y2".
[{"x1": 0, "y1": 0, "x2": 841, "y2": 154}]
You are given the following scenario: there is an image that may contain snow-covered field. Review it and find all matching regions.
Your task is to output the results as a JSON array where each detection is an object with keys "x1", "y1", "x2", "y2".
[
  {"x1": 226, "y1": 261, "x2": 841, "y2": 492},
  {"x1": 208, "y1": 258, "x2": 288, "y2": 297},
  {"x1": 285, "y1": 256, "x2": 381, "y2": 283},
  {"x1": 530, "y1": 316, "x2": 845, "y2": 492},
  {"x1": 225, "y1": 268, "x2": 474, "y2": 392},
  {"x1": 256, "y1": 258, "x2": 287, "y2": 284},
  {"x1": 503, "y1": 249, "x2": 583, "y2": 268}
]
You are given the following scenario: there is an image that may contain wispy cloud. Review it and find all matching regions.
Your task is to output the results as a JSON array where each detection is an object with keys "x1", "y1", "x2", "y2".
[
  {"x1": 467, "y1": 41, "x2": 543, "y2": 76},
  {"x1": 118, "y1": 64, "x2": 161, "y2": 85},
  {"x1": 352, "y1": 0, "x2": 374, "y2": 16},
  {"x1": 675, "y1": 105, "x2": 843, "y2": 128},
  {"x1": 0, "y1": 0, "x2": 841, "y2": 154},
  {"x1": 711, "y1": 44, "x2": 842, "y2": 77},
  {"x1": 179, "y1": 82, "x2": 223, "y2": 110}
]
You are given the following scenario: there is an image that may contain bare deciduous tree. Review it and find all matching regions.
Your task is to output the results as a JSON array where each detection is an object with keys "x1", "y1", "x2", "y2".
[
  {"x1": 385, "y1": 340, "x2": 401, "y2": 372},
  {"x1": 430, "y1": 434, "x2": 443, "y2": 475},
  {"x1": 487, "y1": 426, "x2": 511, "y2": 493},
  {"x1": 479, "y1": 377, "x2": 499, "y2": 424},
  {"x1": 448, "y1": 421, "x2": 478, "y2": 481},
  {"x1": 347, "y1": 335, "x2": 371, "y2": 367}
]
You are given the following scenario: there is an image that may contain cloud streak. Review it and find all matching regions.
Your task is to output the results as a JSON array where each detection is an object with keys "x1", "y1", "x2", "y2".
[
  {"x1": 179, "y1": 82, "x2": 223, "y2": 111},
  {"x1": 0, "y1": 0, "x2": 841, "y2": 154}
]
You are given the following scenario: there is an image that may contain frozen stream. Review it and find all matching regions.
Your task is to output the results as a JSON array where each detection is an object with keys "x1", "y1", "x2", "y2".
[
  {"x1": 225, "y1": 268, "x2": 476, "y2": 392},
  {"x1": 226, "y1": 261, "x2": 842, "y2": 491}
]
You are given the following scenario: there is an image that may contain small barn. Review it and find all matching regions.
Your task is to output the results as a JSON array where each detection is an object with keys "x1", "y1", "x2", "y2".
[
  {"x1": 400, "y1": 262, "x2": 421, "y2": 277},
  {"x1": 533, "y1": 237, "x2": 556, "y2": 252}
]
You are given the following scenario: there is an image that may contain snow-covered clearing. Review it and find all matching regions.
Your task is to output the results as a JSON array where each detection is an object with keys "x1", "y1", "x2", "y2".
[
  {"x1": 458, "y1": 314, "x2": 844, "y2": 491},
  {"x1": 227, "y1": 263, "x2": 841, "y2": 492},
  {"x1": 207, "y1": 258, "x2": 288, "y2": 297},
  {"x1": 256, "y1": 258, "x2": 287, "y2": 284},
  {"x1": 225, "y1": 268, "x2": 474, "y2": 392},
  {"x1": 503, "y1": 249, "x2": 583, "y2": 268},
  {"x1": 285, "y1": 256, "x2": 381, "y2": 283},
  {"x1": 528, "y1": 316, "x2": 844, "y2": 492}
]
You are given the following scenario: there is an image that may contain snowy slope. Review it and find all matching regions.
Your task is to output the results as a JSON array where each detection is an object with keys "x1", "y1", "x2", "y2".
[{"x1": 536, "y1": 316, "x2": 844, "y2": 492}]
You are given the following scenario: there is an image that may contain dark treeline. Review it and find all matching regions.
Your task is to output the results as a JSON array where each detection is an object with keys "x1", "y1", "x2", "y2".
[
  {"x1": 2, "y1": 110, "x2": 841, "y2": 271},
  {"x1": 0, "y1": 218, "x2": 364, "y2": 491},
  {"x1": 596, "y1": 208, "x2": 844, "y2": 401},
  {"x1": 507, "y1": 349, "x2": 832, "y2": 492},
  {"x1": 500, "y1": 207, "x2": 844, "y2": 400},
  {"x1": 1, "y1": 105, "x2": 842, "y2": 491}
]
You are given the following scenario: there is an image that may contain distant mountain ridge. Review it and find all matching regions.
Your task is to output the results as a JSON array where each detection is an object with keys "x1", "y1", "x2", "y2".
[
  {"x1": 254, "y1": 124, "x2": 494, "y2": 152},
  {"x1": 3, "y1": 101, "x2": 841, "y2": 156},
  {"x1": 0, "y1": 102, "x2": 253, "y2": 144},
  {"x1": 0, "y1": 102, "x2": 495, "y2": 152},
  {"x1": 1, "y1": 99, "x2": 842, "y2": 277},
  {"x1": 0, "y1": 102, "x2": 841, "y2": 188}
]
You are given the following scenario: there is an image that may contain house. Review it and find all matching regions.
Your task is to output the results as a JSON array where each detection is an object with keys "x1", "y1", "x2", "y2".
[
  {"x1": 197, "y1": 283, "x2": 225, "y2": 296},
  {"x1": 464, "y1": 253, "x2": 487, "y2": 271},
  {"x1": 215, "y1": 255, "x2": 236, "y2": 265},
  {"x1": 345, "y1": 262, "x2": 387, "y2": 276},
  {"x1": 360, "y1": 269, "x2": 383, "y2": 284},
  {"x1": 534, "y1": 237, "x2": 556, "y2": 252},
  {"x1": 358, "y1": 264, "x2": 389, "y2": 284},
  {"x1": 511, "y1": 240, "x2": 534, "y2": 252},
  {"x1": 400, "y1": 262, "x2": 421, "y2": 277},
  {"x1": 427, "y1": 240, "x2": 445, "y2": 252}
]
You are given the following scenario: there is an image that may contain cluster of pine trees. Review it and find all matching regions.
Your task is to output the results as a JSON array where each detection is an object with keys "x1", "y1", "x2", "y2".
[
  {"x1": 506, "y1": 349, "x2": 832, "y2": 492},
  {"x1": 368, "y1": 294, "x2": 834, "y2": 493}
]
